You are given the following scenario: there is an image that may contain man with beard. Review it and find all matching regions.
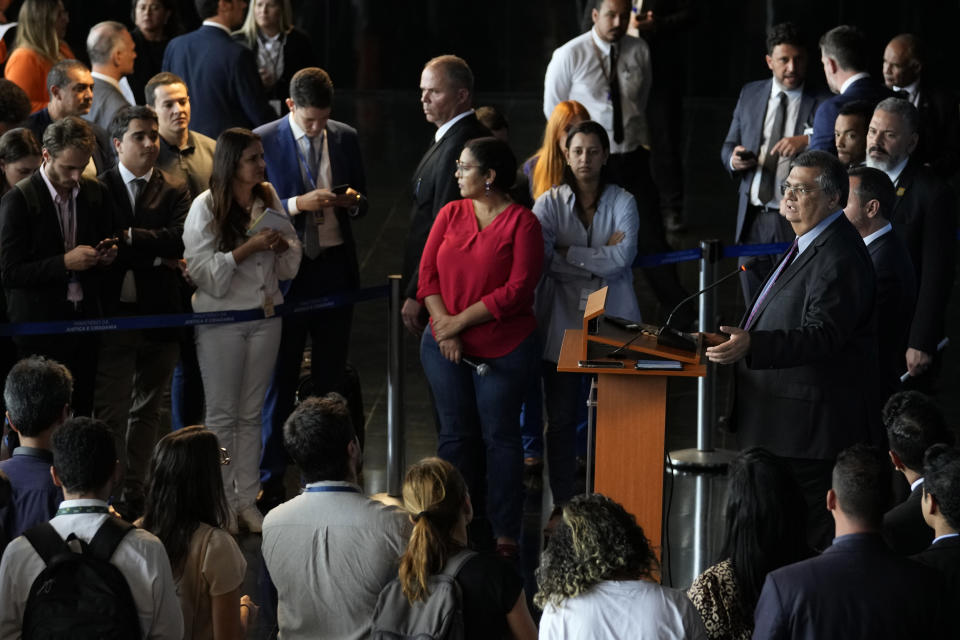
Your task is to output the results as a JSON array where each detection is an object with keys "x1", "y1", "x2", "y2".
[
  {"x1": 721, "y1": 22, "x2": 826, "y2": 304},
  {"x1": 866, "y1": 98, "x2": 957, "y2": 387}
]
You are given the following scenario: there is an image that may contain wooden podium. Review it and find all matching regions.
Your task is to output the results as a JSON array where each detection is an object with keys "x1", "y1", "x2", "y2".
[{"x1": 556, "y1": 287, "x2": 706, "y2": 555}]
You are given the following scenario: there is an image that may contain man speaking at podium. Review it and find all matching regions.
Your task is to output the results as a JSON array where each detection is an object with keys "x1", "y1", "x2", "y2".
[{"x1": 706, "y1": 150, "x2": 879, "y2": 549}]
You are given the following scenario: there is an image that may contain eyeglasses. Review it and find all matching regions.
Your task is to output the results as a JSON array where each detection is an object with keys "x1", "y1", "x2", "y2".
[
  {"x1": 454, "y1": 161, "x2": 481, "y2": 171},
  {"x1": 780, "y1": 183, "x2": 824, "y2": 197},
  {"x1": 219, "y1": 447, "x2": 231, "y2": 466}
]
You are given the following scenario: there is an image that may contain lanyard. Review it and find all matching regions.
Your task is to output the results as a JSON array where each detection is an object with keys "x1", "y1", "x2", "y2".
[
  {"x1": 304, "y1": 485, "x2": 361, "y2": 494},
  {"x1": 294, "y1": 132, "x2": 321, "y2": 191}
]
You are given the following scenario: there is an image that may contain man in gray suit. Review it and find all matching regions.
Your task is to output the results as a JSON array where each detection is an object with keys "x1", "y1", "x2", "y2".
[
  {"x1": 721, "y1": 22, "x2": 826, "y2": 304},
  {"x1": 85, "y1": 21, "x2": 136, "y2": 132}
]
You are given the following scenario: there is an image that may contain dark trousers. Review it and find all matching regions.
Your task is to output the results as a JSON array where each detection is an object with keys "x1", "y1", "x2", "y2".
[
  {"x1": 607, "y1": 147, "x2": 689, "y2": 316},
  {"x1": 260, "y1": 245, "x2": 354, "y2": 485},
  {"x1": 739, "y1": 205, "x2": 795, "y2": 306},
  {"x1": 541, "y1": 363, "x2": 586, "y2": 506}
]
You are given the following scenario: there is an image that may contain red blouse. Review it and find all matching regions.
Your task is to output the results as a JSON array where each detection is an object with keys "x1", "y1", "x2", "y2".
[{"x1": 418, "y1": 199, "x2": 543, "y2": 359}]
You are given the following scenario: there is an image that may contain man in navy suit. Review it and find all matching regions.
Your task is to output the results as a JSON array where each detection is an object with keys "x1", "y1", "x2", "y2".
[
  {"x1": 843, "y1": 166, "x2": 915, "y2": 399},
  {"x1": 162, "y1": 0, "x2": 274, "y2": 139},
  {"x1": 254, "y1": 67, "x2": 367, "y2": 509},
  {"x1": 721, "y1": 22, "x2": 826, "y2": 303},
  {"x1": 707, "y1": 151, "x2": 878, "y2": 549},
  {"x1": 753, "y1": 444, "x2": 944, "y2": 639},
  {"x1": 810, "y1": 25, "x2": 892, "y2": 154},
  {"x1": 914, "y1": 444, "x2": 960, "y2": 607},
  {"x1": 881, "y1": 391, "x2": 953, "y2": 555}
]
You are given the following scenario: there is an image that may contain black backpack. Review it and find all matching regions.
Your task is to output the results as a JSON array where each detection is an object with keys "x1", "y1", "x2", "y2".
[
  {"x1": 370, "y1": 549, "x2": 477, "y2": 640},
  {"x1": 21, "y1": 517, "x2": 142, "y2": 640}
]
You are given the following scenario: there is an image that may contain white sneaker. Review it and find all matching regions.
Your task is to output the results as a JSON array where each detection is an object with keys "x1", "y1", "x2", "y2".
[{"x1": 238, "y1": 505, "x2": 264, "y2": 533}]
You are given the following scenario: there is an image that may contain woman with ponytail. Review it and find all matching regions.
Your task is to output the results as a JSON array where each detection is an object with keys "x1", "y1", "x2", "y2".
[{"x1": 397, "y1": 457, "x2": 537, "y2": 640}]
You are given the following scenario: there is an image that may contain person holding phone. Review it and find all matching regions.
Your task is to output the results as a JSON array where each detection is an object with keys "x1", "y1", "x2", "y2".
[
  {"x1": 253, "y1": 66, "x2": 368, "y2": 511},
  {"x1": 182, "y1": 127, "x2": 301, "y2": 533}
]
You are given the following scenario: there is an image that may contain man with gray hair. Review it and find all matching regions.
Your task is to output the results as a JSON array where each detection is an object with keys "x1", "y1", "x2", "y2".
[
  {"x1": 706, "y1": 150, "x2": 878, "y2": 549},
  {"x1": 0, "y1": 356, "x2": 71, "y2": 540},
  {"x1": 85, "y1": 21, "x2": 137, "y2": 131},
  {"x1": 866, "y1": 97, "x2": 957, "y2": 386}
]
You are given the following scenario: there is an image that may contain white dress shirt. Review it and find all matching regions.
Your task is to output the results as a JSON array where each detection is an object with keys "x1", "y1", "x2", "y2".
[
  {"x1": 749, "y1": 80, "x2": 803, "y2": 207},
  {"x1": 285, "y1": 114, "x2": 343, "y2": 246},
  {"x1": 543, "y1": 28, "x2": 652, "y2": 154}
]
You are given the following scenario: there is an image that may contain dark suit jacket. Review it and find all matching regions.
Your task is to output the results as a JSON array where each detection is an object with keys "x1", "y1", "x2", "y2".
[
  {"x1": 26, "y1": 109, "x2": 116, "y2": 175},
  {"x1": 254, "y1": 116, "x2": 367, "y2": 298},
  {"x1": 98, "y1": 166, "x2": 189, "y2": 328},
  {"x1": 401, "y1": 113, "x2": 490, "y2": 299},
  {"x1": 0, "y1": 172, "x2": 116, "y2": 322},
  {"x1": 915, "y1": 79, "x2": 960, "y2": 178},
  {"x1": 867, "y1": 229, "x2": 916, "y2": 396},
  {"x1": 913, "y1": 535, "x2": 960, "y2": 608},
  {"x1": 883, "y1": 483, "x2": 934, "y2": 555},
  {"x1": 162, "y1": 25, "x2": 276, "y2": 139},
  {"x1": 735, "y1": 214, "x2": 879, "y2": 459},
  {"x1": 753, "y1": 533, "x2": 943, "y2": 639},
  {"x1": 809, "y1": 75, "x2": 893, "y2": 154},
  {"x1": 85, "y1": 76, "x2": 129, "y2": 132},
  {"x1": 888, "y1": 158, "x2": 957, "y2": 354},
  {"x1": 233, "y1": 27, "x2": 316, "y2": 116},
  {"x1": 720, "y1": 79, "x2": 824, "y2": 242}
]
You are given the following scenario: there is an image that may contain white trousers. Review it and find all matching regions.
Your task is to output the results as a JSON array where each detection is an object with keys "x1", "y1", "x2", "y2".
[{"x1": 196, "y1": 317, "x2": 281, "y2": 511}]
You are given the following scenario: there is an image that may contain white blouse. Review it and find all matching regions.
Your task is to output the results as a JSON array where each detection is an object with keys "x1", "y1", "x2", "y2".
[{"x1": 183, "y1": 182, "x2": 301, "y2": 313}]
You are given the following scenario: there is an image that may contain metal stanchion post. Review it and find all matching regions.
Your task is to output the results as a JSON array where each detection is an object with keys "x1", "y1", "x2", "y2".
[
  {"x1": 669, "y1": 239, "x2": 737, "y2": 471},
  {"x1": 584, "y1": 377, "x2": 598, "y2": 494},
  {"x1": 386, "y1": 275, "x2": 405, "y2": 496}
]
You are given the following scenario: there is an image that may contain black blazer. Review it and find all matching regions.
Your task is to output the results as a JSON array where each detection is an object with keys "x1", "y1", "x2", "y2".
[
  {"x1": 234, "y1": 28, "x2": 316, "y2": 116},
  {"x1": 735, "y1": 214, "x2": 879, "y2": 459},
  {"x1": 883, "y1": 483, "x2": 934, "y2": 556},
  {"x1": 888, "y1": 158, "x2": 957, "y2": 354},
  {"x1": 754, "y1": 533, "x2": 944, "y2": 639},
  {"x1": 915, "y1": 80, "x2": 960, "y2": 178},
  {"x1": 162, "y1": 25, "x2": 276, "y2": 139},
  {"x1": 0, "y1": 172, "x2": 116, "y2": 322},
  {"x1": 868, "y1": 229, "x2": 916, "y2": 397},
  {"x1": 913, "y1": 535, "x2": 960, "y2": 608},
  {"x1": 25, "y1": 109, "x2": 116, "y2": 175},
  {"x1": 98, "y1": 167, "x2": 189, "y2": 326},
  {"x1": 720, "y1": 79, "x2": 825, "y2": 242},
  {"x1": 401, "y1": 113, "x2": 490, "y2": 299}
]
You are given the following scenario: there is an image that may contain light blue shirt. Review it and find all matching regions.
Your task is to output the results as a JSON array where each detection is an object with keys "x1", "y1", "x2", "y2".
[
  {"x1": 532, "y1": 182, "x2": 642, "y2": 362},
  {"x1": 797, "y1": 209, "x2": 844, "y2": 255}
]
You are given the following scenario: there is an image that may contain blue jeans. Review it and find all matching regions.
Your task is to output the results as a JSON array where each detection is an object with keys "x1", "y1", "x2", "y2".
[{"x1": 420, "y1": 329, "x2": 537, "y2": 541}]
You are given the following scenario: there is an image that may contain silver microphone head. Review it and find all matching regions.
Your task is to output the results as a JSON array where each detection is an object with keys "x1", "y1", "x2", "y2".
[{"x1": 475, "y1": 362, "x2": 490, "y2": 377}]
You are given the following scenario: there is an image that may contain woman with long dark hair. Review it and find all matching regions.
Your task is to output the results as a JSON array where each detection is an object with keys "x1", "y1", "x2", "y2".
[
  {"x1": 687, "y1": 448, "x2": 811, "y2": 639},
  {"x1": 417, "y1": 137, "x2": 543, "y2": 557},
  {"x1": 0, "y1": 127, "x2": 40, "y2": 195},
  {"x1": 182, "y1": 127, "x2": 301, "y2": 533},
  {"x1": 141, "y1": 426, "x2": 254, "y2": 639},
  {"x1": 396, "y1": 457, "x2": 537, "y2": 640},
  {"x1": 537, "y1": 493, "x2": 707, "y2": 638},
  {"x1": 532, "y1": 120, "x2": 641, "y2": 522}
]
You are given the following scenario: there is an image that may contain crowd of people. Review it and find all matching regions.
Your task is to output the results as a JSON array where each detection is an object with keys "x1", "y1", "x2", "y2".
[{"x1": 0, "y1": 0, "x2": 951, "y2": 638}]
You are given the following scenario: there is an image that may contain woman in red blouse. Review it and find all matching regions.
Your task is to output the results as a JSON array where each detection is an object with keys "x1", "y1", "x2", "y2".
[{"x1": 418, "y1": 136, "x2": 543, "y2": 557}]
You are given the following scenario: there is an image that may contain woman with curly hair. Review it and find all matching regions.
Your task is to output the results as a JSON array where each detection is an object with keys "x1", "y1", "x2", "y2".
[
  {"x1": 687, "y1": 448, "x2": 810, "y2": 639},
  {"x1": 536, "y1": 493, "x2": 707, "y2": 639},
  {"x1": 397, "y1": 457, "x2": 537, "y2": 640}
]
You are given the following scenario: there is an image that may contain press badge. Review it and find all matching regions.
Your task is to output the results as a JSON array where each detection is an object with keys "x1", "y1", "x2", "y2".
[{"x1": 263, "y1": 294, "x2": 275, "y2": 318}]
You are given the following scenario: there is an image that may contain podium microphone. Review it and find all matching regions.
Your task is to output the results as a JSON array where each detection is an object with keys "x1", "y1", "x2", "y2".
[
  {"x1": 657, "y1": 257, "x2": 759, "y2": 351},
  {"x1": 463, "y1": 358, "x2": 490, "y2": 376}
]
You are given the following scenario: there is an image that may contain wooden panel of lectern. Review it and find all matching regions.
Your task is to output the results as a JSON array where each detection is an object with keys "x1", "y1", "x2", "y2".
[{"x1": 556, "y1": 287, "x2": 706, "y2": 556}]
